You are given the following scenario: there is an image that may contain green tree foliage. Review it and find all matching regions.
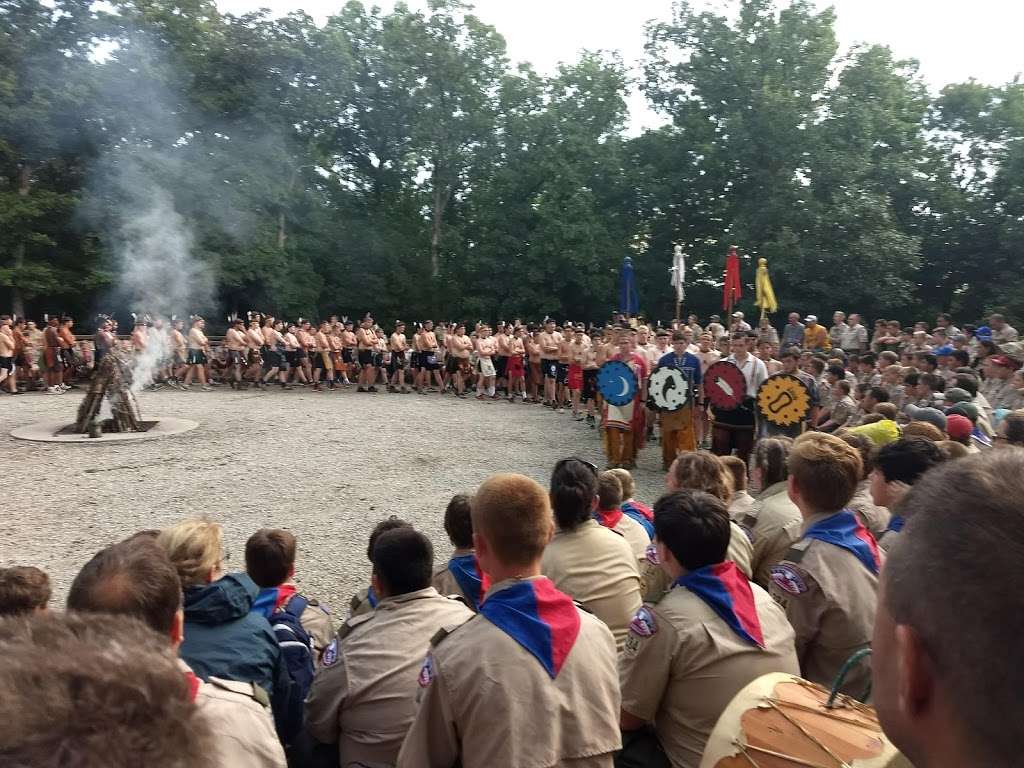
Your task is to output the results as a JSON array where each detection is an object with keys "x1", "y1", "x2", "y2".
[{"x1": 1, "y1": 0, "x2": 1022, "y2": 326}]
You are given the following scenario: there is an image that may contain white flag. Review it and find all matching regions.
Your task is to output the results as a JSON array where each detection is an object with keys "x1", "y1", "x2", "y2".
[{"x1": 671, "y1": 245, "x2": 686, "y2": 303}]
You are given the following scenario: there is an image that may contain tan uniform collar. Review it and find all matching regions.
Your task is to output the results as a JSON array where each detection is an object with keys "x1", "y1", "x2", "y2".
[
  {"x1": 375, "y1": 585, "x2": 441, "y2": 608},
  {"x1": 557, "y1": 517, "x2": 601, "y2": 535},
  {"x1": 484, "y1": 575, "x2": 544, "y2": 600},
  {"x1": 759, "y1": 481, "x2": 789, "y2": 499},
  {"x1": 450, "y1": 547, "x2": 474, "y2": 558}
]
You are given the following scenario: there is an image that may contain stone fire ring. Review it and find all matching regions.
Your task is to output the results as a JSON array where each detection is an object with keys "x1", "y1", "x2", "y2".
[{"x1": 11, "y1": 417, "x2": 199, "y2": 444}]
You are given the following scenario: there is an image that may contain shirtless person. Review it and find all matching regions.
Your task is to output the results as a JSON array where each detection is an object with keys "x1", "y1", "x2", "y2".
[
  {"x1": 447, "y1": 323, "x2": 474, "y2": 398},
  {"x1": 538, "y1": 318, "x2": 561, "y2": 408},
  {"x1": 260, "y1": 316, "x2": 287, "y2": 390},
  {"x1": 506, "y1": 326, "x2": 527, "y2": 402},
  {"x1": 223, "y1": 318, "x2": 248, "y2": 389},
  {"x1": 494, "y1": 322, "x2": 511, "y2": 395},
  {"x1": 356, "y1": 315, "x2": 378, "y2": 393},
  {"x1": 582, "y1": 328, "x2": 602, "y2": 427},
  {"x1": 298, "y1": 320, "x2": 316, "y2": 384},
  {"x1": 286, "y1": 322, "x2": 309, "y2": 385},
  {"x1": 568, "y1": 328, "x2": 587, "y2": 419},
  {"x1": 312, "y1": 320, "x2": 336, "y2": 391},
  {"x1": 130, "y1": 317, "x2": 148, "y2": 362},
  {"x1": 389, "y1": 321, "x2": 410, "y2": 393},
  {"x1": 694, "y1": 332, "x2": 721, "y2": 447},
  {"x1": 244, "y1": 318, "x2": 265, "y2": 385},
  {"x1": 168, "y1": 319, "x2": 187, "y2": 387},
  {"x1": 419, "y1": 320, "x2": 443, "y2": 394},
  {"x1": 0, "y1": 316, "x2": 17, "y2": 394},
  {"x1": 555, "y1": 325, "x2": 573, "y2": 412},
  {"x1": 182, "y1": 317, "x2": 212, "y2": 390},
  {"x1": 525, "y1": 327, "x2": 543, "y2": 403},
  {"x1": 476, "y1": 324, "x2": 498, "y2": 400},
  {"x1": 58, "y1": 317, "x2": 76, "y2": 388},
  {"x1": 42, "y1": 317, "x2": 63, "y2": 394},
  {"x1": 339, "y1": 319, "x2": 357, "y2": 386}
]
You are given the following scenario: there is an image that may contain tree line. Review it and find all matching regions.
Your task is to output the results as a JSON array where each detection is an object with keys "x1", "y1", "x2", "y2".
[{"x1": 2, "y1": 0, "x2": 1023, "y2": 328}]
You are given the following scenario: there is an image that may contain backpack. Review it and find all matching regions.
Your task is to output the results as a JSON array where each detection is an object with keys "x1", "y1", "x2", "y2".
[{"x1": 271, "y1": 594, "x2": 316, "y2": 701}]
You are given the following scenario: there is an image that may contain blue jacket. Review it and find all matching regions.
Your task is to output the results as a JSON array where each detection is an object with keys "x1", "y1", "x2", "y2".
[{"x1": 180, "y1": 572, "x2": 281, "y2": 694}]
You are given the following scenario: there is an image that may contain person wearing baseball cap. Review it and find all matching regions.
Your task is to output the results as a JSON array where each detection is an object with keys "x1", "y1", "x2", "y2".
[
  {"x1": 944, "y1": 414, "x2": 978, "y2": 453},
  {"x1": 980, "y1": 354, "x2": 1023, "y2": 411},
  {"x1": 903, "y1": 404, "x2": 948, "y2": 434},
  {"x1": 802, "y1": 315, "x2": 831, "y2": 353}
]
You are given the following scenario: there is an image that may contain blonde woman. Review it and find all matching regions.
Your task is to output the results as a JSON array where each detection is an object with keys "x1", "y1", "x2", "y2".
[{"x1": 157, "y1": 520, "x2": 284, "y2": 707}]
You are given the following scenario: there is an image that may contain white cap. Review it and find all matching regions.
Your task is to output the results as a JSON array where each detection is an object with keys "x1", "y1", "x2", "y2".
[{"x1": 804, "y1": 315, "x2": 818, "y2": 323}]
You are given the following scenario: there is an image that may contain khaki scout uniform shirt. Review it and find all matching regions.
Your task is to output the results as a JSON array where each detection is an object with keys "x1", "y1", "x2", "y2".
[
  {"x1": 608, "y1": 513, "x2": 651, "y2": 567},
  {"x1": 431, "y1": 548, "x2": 475, "y2": 607},
  {"x1": 735, "y1": 481, "x2": 802, "y2": 590},
  {"x1": 642, "y1": 522, "x2": 755, "y2": 601},
  {"x1": 541, "y1": 519, "x2": 642, "y2": 650},
  {"x1": 179, "y1": 660, "x2": 286, "y2": 768},
  {"x1": 619, "y1": 583, "x2": 799, "y2": 768},
  {"x1": 396, "y1": 577, "x2": 621, "y2": 768},
  {"x1": 305, "y1": 587, "x2": 473, "y2": 767},
  {"x1": 768, "y1": 512, "x2": 879, "y2": 696},
  {"x1": 848, "y1": 481, "x2": 891, "y2": 540}
]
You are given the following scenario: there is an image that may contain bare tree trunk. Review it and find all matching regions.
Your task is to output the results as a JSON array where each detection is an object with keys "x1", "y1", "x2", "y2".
[
  {"x1": 430, "y1": 172, "x2": 444, "y2": 279},
  {"x1": 11, "y1": 164, "x2": 31, "y2": 318},
  {"x1": 277, "y1": 209, "x2": 287, "y2": 249}
]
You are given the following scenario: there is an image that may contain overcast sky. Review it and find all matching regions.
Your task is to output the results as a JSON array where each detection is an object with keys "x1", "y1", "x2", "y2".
[{"x1": 215, "y1": 0, "x2": 1024, "y2": 131}]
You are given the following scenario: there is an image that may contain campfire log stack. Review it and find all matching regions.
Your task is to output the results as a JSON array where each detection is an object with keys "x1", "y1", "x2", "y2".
[{"x1": 75, "y1": 353, "x2": 142, "y2": 433}]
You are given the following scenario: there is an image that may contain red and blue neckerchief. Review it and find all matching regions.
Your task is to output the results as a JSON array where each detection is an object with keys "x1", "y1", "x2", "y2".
[
  {"x1": 622, "y1": 499, "x2": 653, "y2": 522},
  {"x1": 366, "y1": 585, "x2": 378, "y2": 608},
  {"x1": 252, "y1": 583, "x2": 298, "y2": 617},
  {"x1": 675, "y1": 561, "x2": 764, "y2": 647},
  {"x1": 593, "y1": 507, "x2": 624, "y2": 529},
  {"x1": 887, "y1": 515, "x2": 905, "y2": 533},
  {"x1": 614, "y1": 507, "x2": 655, "y2": 536},
  {"x1": 805, "y1": 510, "x2": 881, "y2": 575},
  {"x1": 480, "y1": 577, "x2": 580, "y2": 679},
  {"x1": 448, "y1": 553, "x2": 488, "y2": 611}
]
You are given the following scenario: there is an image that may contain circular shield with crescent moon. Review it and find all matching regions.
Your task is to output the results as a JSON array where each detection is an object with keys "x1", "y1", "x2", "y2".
[
  {"x1": 704, "y1": 361, "x2": 747, "y2": 411},
  {"x1": 597, "y1": 360, "x2": 638, "y2": 407},
  {"x1": 647, "y1": 367, "x2": 692, "y2": 412},
  {"x1": 756, "y1": 374, "x2": 812, "y2": 426}
]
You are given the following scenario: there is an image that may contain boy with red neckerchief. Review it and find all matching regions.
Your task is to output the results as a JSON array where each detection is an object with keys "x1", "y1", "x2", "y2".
[{"x1": 398, "y1": 474, "x2": 621, "y2": 768}]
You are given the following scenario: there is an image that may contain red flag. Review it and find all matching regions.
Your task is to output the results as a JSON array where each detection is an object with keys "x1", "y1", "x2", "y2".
[{"x1": 722, "y1": 245, "x2": 742, "y2": 311}]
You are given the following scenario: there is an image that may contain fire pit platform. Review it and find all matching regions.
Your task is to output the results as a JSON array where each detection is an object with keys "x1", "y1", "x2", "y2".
[{"x1": 11, "y1": 416, "x2": 198, "y2": 444}]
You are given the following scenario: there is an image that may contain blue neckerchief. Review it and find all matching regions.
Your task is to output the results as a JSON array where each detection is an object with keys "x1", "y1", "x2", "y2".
[
  {"x1": 804, "y1": 510, "x2": 880, "y2": 575},
  {"x1": 448, "y1": 554, "x2": 485, "y2": 610},
  {"x1": 887, "y1": 515, "x2": 905, "y2": 533},
  {"x1": 367, "y1": 585, "x2": 378, "y2": 608}
]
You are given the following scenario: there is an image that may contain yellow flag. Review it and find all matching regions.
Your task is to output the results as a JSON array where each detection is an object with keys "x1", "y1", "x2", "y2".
[{"x1": 755, "y1": 257, "x2": 778, "y2": 314}]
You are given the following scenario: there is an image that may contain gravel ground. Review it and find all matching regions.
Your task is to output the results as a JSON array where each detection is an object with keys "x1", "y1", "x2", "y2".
[{"x1": 1, "y1": 385, "x2": 669, "y2": 616}]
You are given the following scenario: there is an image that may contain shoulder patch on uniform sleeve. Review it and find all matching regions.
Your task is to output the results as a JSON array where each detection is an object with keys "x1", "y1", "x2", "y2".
[
  {"x1": 644, "y1": 543, "x2": 660, "y2": 565},
  {"x1": 417, "y1": 652, "x2": 435, "y2": 688},
  {"x1": 321, "y1": 639, "x2": 339, "y2": 667},
  {"x1": 628, "y1": 606, "x2": 658, "y2": 637},
  {"x1": 770, "y1": 564, "x2": 808, "y2": 595}
]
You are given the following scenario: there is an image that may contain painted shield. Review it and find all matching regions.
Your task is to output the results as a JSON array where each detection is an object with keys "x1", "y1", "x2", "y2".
[
  {"x1": 648, "y1": 366, "x2": 692, "y2": 412},
  {"x1": 704, "y1": 361, "x2": 746, "y2": 411},
  {"x1": 757, "y1": 374, "x2": 812, "y2": 427},
  {"x1": 597, "y1": 360, "x2": 638, "y2": 407}
]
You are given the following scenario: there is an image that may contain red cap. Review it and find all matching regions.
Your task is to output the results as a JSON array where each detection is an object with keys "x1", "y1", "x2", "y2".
[{"x1": 945, "y1": 414, "x2": 973, "y2": 441}]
